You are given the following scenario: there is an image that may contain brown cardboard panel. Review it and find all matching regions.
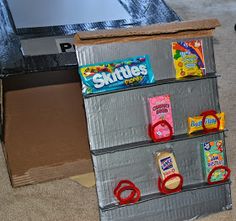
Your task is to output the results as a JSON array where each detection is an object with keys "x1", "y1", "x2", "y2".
[
  {"x1": 75, "y1": 19, "x2": 220, "y2": 45},
  {"x1": 3, "y1": 78, "x2": 93, "y2": 187},
  {"x1": 75, "y1": 29, "x2": 214, "y2": 47},
  {"x1": 77, "y1": 19, "x2": 220, "y2": 40}
]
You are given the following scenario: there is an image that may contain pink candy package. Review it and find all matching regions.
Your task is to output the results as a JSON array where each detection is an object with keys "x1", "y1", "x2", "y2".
[{"x1": 148, "y1": 94, "x2": 174, "y2": 141}]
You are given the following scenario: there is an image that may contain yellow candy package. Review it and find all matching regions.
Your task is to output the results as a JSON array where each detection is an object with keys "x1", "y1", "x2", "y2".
[
  {"x1": 188, "y1": 112, "x2": 225, "y2": 134},
  {"x1": 172, "y1": 40, "x2": 206, "y2": 79}
]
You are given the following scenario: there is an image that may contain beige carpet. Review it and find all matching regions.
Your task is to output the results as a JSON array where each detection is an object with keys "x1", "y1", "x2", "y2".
[{"x1": 0, "y1": 0, "x2": 235, "y2": 220}]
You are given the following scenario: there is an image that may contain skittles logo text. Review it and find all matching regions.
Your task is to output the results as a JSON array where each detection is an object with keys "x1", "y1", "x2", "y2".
[{"x1": 92, "y1": 64, "x2": 147, "y2": 89}]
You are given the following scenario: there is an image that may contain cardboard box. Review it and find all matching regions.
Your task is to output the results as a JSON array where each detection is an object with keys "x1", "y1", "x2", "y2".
[{"x1": 2, "y1": 69, "x2": 93, "y2": 187}]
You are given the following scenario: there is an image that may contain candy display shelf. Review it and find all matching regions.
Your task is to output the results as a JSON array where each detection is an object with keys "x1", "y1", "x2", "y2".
[
  {"x1": 75, "y1": 19, "x2": 232, "y2": 221},
  {"x1": 100, "y1": 184, "x2": 231, "y2": 221},
  {"x1": 83, "y1": 73, "x2": 218, "y2": 99},
  {"x1": 84, "y1": 77, "x2": 220, "y2": 151},
  {"x1": 91, "y1": 130, "x2": 227, "y2": 155},
  {"x1": 91, "y1": 132, "x2": 228, "y2": 208},
  {"x1": 102, "y1": 180, "x2": 231, "y2": 211}
]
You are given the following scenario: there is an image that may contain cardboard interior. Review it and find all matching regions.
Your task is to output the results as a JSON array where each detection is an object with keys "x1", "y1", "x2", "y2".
[{"x1": 2, "y1": 69, "x2": 93, "y2": 187}]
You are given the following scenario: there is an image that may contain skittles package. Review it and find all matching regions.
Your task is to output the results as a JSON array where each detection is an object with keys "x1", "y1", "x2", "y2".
[
  {"x1": 172, "y1": 40, "x2": 206, "y2": 79},
  {"x1": 79, "y1": 55, "x2": 155, "y2": 95},
  {"x1": 201, "y1": 140, "x2": 226, "y2": 183}
]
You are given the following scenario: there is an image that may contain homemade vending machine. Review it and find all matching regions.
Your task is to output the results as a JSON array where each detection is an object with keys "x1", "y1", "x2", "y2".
[{"x1": 75, "y1": 19, "x2": 232, "y2": 221}]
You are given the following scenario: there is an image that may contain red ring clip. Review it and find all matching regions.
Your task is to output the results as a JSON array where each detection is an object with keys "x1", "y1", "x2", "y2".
[
  {"x1": 158, "y1": 173, "x2": 184, "y2": 194},
  {"x1": 207, "y1": 165, "x2": 231, "y2": 185},
  {"x1": 200, "y1": 110, "x2": 220, "y2": 133},
  {"x1": 114, "y1": 180, "x2": 141, "y2": 205},
  {"x1": 149, "y1": 120, "x2": 173, "y2": 142}
]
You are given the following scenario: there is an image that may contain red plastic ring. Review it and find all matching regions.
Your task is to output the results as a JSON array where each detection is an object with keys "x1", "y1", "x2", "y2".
[
  {"x1": 158, "y1": 173, "x2": 184, "y2": 194},
  {"x1": 114, "y1": 180, "x2": 135, "y2": 192},
  {"x1": 200, "y1": 110, "x2": 220, "y2": 133},
  {"x1": 116, "y1": 186, "x2": 140, "y2": 205},
  {"x1": 207, "y1": 165, "x2": 231, "y2": 185},
  {"x1": 149, "y1": 120, "x2": 173, "y2": 142},
  {"x1": 114, "y1": 180, "x2": 135, "y2": 204},
  {"x1": 114, "y1": 180, "x2": 141, "y2": 205}
]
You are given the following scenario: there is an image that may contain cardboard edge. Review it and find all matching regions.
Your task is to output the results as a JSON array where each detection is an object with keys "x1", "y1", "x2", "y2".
[
  {"x1": 74, "y1": 29, "x2": 214, "y2": 47},
  {"x1": 0, "y1": 141, "x2": 16, "y2": 187},
  {"x1": 75, "y1": 19, "x2": 220, "y2": 42},
  {"x1": 11, "y1": 159, "x2": 93, "y2": 188},
  {"x1": 70, "y1": 172, "x2": 95, "y2": 188}
]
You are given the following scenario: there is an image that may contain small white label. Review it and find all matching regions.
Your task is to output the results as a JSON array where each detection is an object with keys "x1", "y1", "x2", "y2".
[{"x1": 56, "y1": 38, "x2": 75, "y2": 53}]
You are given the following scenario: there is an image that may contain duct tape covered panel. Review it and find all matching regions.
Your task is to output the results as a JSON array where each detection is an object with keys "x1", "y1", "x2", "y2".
[
  {"x1": 93, "y1": 132, "x2": 226, "y2": 208},
  {"x1": 76, "y1": 36, "x2": 216, "y2": 79},
  {"x1": 84, "y1": 77, "x2": 220, "y2": 151},
  {"x1": 100, "y1": 183, "x2": 232, "y2": 221}
]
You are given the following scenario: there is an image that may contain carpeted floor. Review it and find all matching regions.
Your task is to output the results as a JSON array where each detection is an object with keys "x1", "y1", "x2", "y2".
[{"x1": 0, "y1": 0, "x2": 235, "y2": 220}]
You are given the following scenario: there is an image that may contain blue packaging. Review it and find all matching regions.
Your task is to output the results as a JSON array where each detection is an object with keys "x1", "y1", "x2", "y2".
[{"x1": 79, "y1": 55, "x2": 155, "y2": 95}]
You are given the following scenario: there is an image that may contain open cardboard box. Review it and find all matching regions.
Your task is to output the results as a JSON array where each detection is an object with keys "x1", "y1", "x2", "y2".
[{"x1": 2, "y1": 69, "x2": 93, "y2": 187}]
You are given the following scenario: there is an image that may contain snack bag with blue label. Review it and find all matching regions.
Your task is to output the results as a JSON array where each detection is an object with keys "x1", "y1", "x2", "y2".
[{"x1": 79, "y1": 55, "x2": 155, "y2": 95}]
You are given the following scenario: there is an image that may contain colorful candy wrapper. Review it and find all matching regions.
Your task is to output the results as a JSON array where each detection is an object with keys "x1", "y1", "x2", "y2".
[
  {"x1": 172, "y1": 40, "x2": 206, "y2": 79},
  {"x1": 148, "y1": 94, "x2": 174, "y2": 141},
  {"x1": 201, "y1": 140, "x2": 226, "y2": 183},
  {"x1": 79, "y1": 55, "x2": 155, "y2": 95},
  {"x1": 188, "y1": 112, "x2": 225, "y2": 134}
]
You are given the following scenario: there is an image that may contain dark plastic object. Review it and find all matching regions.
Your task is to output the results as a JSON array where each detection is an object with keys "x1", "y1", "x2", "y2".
[{"x1": 0, "y1": 0, "x2": 181, "y2": 76}]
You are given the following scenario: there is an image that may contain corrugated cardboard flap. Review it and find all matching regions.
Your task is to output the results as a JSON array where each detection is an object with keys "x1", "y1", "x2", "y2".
[{"x1": 75, "y1": 19, "x2": 220, "y2": 46}]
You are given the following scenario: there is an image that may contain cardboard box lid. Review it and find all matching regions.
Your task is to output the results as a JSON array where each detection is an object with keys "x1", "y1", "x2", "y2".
[{"x1": 75, "y1": 19, "x2": 220, "y2": 46}]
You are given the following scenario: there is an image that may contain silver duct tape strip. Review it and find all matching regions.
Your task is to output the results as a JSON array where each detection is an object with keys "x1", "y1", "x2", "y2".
[
  {"x1": 100, "y1": 183, "x2": 232, "y2": 221},
  {"x1": 84, "y1": 78, "x2": 220, "y2": 150},
  {"x1": 92, "y1": 132, "x2": 225, "y2": 207},
  {"x1": 76, "y1": 36, "x2": 216, "y2": 78}
]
